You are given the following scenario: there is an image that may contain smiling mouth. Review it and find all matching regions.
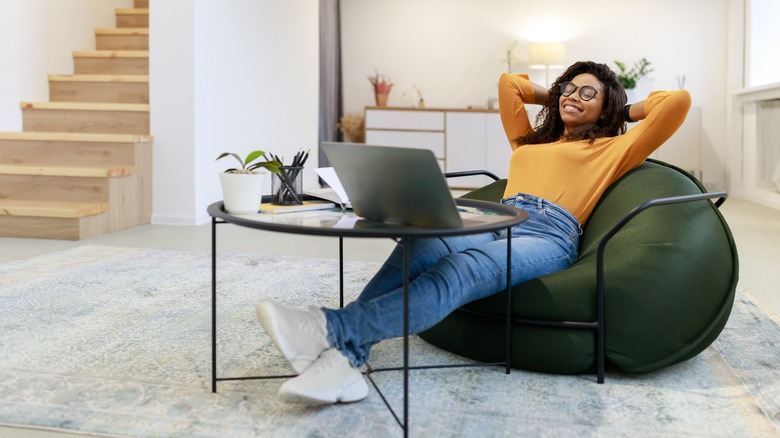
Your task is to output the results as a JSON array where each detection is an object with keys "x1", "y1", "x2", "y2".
[{"x1": 562, "y1": 104, "x2": 583, "y2": 113}]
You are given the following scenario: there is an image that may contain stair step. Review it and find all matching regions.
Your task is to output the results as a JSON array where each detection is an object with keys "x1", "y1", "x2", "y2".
[
  {"x1": 20, "y1": 101, "x2": 150, "y2": 135},
  {"x1": 73, "y1": 50, "x2": 148, "y2": 75},
  {"x1": 0, "y1": 131, "x2": 152, "y2": 143},
  {"x1": 48, "y1": 74, "x2": 149, "y2": 83},
  {"x1": 0, "y1": 133, "x2": 145, "y2": 169},
  {"x1": 0, "y1": 164, "x2": 134, "y2": 178},
  {"x1": 135, "y1": 0, "x2": 148, "y2": 8},
  {"x1": 0, "y1": 211, "x2": 113, "y2": 240},
  {"x1": 0, "y1": 199, "x2": 108, "y2": 219},
  {"x1": 20, "y1": 101, "x2": 150, "y2": 112},
  {"x1": 0, "y1": 173, "x2": 109, "y2": 204},
  {"x1": 0, "y1": 211, "x2": 109, "y2": 240},
  {"x1": 49, "y1": 74, "x2": 149, "y2": 103},
  {"x1": 95, "y1": 28, "x2": 149, "y2": 50},
  {"x1": 116, "y1": 8, "x2": 149, "y2": 28},
  {"x1": 0, "y1": 131, "x2": 151, "y2": 174}
]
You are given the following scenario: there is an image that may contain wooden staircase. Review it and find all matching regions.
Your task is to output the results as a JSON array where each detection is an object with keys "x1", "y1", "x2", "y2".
[{"x1": 0, "y1": 1, "x2": 151, "y2": 240}]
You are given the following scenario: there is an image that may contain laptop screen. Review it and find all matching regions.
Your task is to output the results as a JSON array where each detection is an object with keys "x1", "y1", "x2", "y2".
[{"x1": 321, "y1": 142, "x2": 463, "y2": 228}]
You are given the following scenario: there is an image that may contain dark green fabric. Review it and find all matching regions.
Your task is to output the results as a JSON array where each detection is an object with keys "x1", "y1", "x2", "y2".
[{"x1": 420, "y1": 160, "x2": 739, "y2": 374}]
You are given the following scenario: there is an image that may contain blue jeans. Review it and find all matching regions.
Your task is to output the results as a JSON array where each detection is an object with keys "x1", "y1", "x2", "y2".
[{"x1": 322, "y1": 193, "x2": 582, "y2": 367}]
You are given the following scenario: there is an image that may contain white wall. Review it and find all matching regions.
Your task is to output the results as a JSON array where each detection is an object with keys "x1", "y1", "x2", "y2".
[
  {"x1": 0, "y1": 0, "x2": 131, "y2": 131},
  {"x1": 149, "y1": 0, "x2": 196, "y2": 224},
  {"x1": 150, "y1": 0, "x2": 319, "y2": 225},
  {"x1": 341, "y1": 0, "x2": 730, "y2": 190}
]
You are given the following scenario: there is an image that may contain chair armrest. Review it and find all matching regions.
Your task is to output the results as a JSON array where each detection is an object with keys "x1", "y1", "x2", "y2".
[
  {"x1": 444, "y1": 170, "x2": 500, "y2": 181},
  {"x1": 593, "y1": 190, "x2": 728, "y2": 382},
  {"x1": 597, "y1": 190, "x2": 728, "y2": 262}
]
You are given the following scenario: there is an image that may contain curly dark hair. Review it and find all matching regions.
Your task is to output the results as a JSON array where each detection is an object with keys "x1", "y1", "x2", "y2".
[{"x1": 517, "y1": 61, "x2": 627, "y2": 145}]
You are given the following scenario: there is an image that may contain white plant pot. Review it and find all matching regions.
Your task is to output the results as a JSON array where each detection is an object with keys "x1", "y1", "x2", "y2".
[{"x1": 218, "y1": 171, "x2": 266, "y2": 214}]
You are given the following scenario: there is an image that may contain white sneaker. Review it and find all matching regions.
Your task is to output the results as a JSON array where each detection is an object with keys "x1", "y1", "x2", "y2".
[
  {"x1": 278, "y1": 348, "x2": 369, "y2": 404},
  {"x1": 255, "y1": 302, "x2": 330, "y2": 374}
]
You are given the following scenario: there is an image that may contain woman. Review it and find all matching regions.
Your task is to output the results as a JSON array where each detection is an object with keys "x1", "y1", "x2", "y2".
[{"x1": 256, "y1": 61, "x2": 691, "y2": 404}]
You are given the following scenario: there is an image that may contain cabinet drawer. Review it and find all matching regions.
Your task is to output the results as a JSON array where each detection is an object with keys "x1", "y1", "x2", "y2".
[
  {"x1": 365, "y1": 109, "x2": 445, "y2": 130},
  {"x1": 365, "y1": 130, "x2": 445, "y2": 158}
]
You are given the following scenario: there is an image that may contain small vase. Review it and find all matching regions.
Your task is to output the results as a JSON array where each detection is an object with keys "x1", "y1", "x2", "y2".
[{"x1": 375, "y1": 92, "x2": 389, "y2": 107}]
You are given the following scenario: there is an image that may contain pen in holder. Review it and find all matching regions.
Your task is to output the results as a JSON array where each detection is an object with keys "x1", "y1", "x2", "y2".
[{"x1": 271, "y1": 166, "x2": 303, "y2": 205}]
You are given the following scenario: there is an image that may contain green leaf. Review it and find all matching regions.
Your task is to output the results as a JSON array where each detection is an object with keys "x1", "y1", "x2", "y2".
[
  {"x1": 216, "y1": 152, "x2": 244, "y2": 169},
  {"x1": 244, "y1": 150, "x2": 266, "y2": 167},
  {"x1": 248, "y1": 159, "x2": 282, "y2": 174},
  {"x1": 614, "y1": 58, "x2": 652, "y2": 90}
]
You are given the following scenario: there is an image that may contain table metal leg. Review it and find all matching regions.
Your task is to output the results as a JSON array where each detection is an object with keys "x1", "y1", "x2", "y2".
[
  {"x1": 211, "y1": 217, "x2": 218, "y2": 393},
  {"x1": 505, "y1": 226, "x2": 512, "y2": 375},
  {"x1": 402, "y1": 235, "x2": 410, "y2": 437},
  {"x1": 339, "y1": 237, "x2": 344, "y2": 308}
]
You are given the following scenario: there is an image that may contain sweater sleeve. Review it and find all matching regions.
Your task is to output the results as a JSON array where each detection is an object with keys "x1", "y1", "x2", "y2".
[
  {"x1": 498, "y1": 73, "x2": 535, "y2": 150},
  {"x1": 620, "y1": 89, "x2": 692, "y2": 163}
]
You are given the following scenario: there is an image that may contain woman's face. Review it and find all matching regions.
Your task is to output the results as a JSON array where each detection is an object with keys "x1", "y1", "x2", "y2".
[{"x1": 558, "y1": 73, "x2": 605, "y2": 135}]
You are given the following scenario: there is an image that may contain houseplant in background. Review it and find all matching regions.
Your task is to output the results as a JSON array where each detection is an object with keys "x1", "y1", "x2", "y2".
[
  {"x1": 615, "y1": 58, "x2": 653, "y2": 101},
  {"x1": 337, "y1": 113, "x2": 365, "y2": 143},
  {"x1": 504, "y1": 40, "x2": 518, "y2": 73},
  {"x1": 368, "y1": 69, "x2": 393, "y2": 107},
  {"x1": 216, "y1": 150, "x2": 281, "y2": 214}
]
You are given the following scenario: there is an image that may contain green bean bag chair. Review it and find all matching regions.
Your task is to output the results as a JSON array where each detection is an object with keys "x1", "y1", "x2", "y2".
[{"x1": 419, "y1": 159, "x2": 739, "y2": 376}]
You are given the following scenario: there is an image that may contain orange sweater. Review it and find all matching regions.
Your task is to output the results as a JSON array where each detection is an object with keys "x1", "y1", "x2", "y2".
[{"x1": 498, "y1": 73, "x2": 692, "y2": 224}]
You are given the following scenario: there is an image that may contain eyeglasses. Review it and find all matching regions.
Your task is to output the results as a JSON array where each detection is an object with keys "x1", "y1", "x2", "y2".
[{"x1": 560, "y1": 81, "x2": 600, "y2": 101}]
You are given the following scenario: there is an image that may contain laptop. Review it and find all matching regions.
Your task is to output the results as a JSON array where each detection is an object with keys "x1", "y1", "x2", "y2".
[{"x1": 321, "y1": 142, "x2": 463, "y2": 228}]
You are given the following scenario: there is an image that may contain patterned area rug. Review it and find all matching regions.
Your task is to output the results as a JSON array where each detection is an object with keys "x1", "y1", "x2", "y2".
[{"x1": 0, "y1": 245, "x2": 778, "y2": 437}]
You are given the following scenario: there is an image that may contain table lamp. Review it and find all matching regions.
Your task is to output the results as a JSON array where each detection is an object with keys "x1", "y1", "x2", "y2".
[{"x1": 528, "y1": 42, "x2": 566, "y2": 86}]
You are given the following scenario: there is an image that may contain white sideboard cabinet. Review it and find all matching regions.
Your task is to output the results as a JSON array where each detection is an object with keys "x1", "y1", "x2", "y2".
[
  {"x1": 365, "y1": 105, "x2": 704, "y2": 190},
  {"x1": 364, "y1": 107, "x2": 512, "y2": 189}
]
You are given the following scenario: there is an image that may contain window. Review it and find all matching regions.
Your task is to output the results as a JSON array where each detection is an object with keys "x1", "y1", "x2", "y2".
[{"x1": 748, "y1": 0, "x2": 780, "y2": 87}]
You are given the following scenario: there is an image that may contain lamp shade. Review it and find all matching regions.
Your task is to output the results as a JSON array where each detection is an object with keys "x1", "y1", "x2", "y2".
[{"x1": 528, "y1": 42, "x2": 566, "y2": 69}]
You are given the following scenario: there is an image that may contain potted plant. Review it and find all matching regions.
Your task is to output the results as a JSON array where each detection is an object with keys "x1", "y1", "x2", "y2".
[
  {"x1": 368, "y1": 69, "x2": 393, "y2": 107},
  {"x1": 216, "y1": 150, "x2": 281, "y2": 214},
  {"x1": 614, "y1": 58, "x2": 653, "y2": 90}
]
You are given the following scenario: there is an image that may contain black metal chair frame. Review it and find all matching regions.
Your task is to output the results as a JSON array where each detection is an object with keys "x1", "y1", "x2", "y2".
[{"x1": 444, "y1": 169, "x2": 728, "y2": 383}]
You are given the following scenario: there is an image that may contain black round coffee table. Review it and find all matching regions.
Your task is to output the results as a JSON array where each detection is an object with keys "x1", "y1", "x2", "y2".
[{"x1": 207, "y1": 198, "x2": 527, "y2": 436}]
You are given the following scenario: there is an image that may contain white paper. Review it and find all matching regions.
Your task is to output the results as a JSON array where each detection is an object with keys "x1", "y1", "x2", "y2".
[{"x1": 312, "y1": 167, "x2": 350, "y2": 207}]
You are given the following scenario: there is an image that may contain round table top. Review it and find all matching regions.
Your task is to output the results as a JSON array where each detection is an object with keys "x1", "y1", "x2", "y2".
[{"x1": 207, "y1": 198, "x2": 528, "y2": 239}]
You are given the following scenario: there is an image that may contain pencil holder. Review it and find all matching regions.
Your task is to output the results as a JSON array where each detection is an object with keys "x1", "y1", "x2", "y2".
[{"x1": 271, "y1": 166, "x2": 303, "y2": 205}]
